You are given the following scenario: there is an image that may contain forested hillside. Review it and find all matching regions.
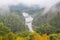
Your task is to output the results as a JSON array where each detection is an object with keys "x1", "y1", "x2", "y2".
[
  {"x1": 33, "y1": 2, "x2": 60, "y2": 33},
  {"x1": 0, "y1": 4, "x2": 43, "y2": 33},
  {"x1": 0, "y1": 2, "x2": 60, "y2": 40}
]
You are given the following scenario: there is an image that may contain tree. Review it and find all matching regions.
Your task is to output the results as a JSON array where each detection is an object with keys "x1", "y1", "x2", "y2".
[
  {"x1": 50, "y1": 33, "x2": 60, "y2": 40},
  {"x1": 35, "y1": 23, "x2": 56, "y2": 34},
  {"x1": 0, "y1": 22, "x2": 11, "y2": 40},
  {"x1": 8, "y1": 32, "x2": 15, "y2": 40},
  {"x1": 0, "y1": 22, "x2": 10, "y2": 36}
]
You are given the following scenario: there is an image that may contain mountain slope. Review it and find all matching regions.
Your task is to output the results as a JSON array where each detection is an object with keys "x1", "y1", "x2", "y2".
[
  {"x1": 33, "y1": 2, "x2": 60, "y2": 32},
  {"x1": 0, "y1": 12, "x2": 26, "y2": 33},
  {"x1": 0, "y1": 4, "x2": 44, "y2": 33}
]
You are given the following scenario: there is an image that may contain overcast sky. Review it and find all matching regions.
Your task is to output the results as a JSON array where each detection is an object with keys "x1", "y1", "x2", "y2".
[{"x1": 0, "y1": 0, "x2": 60, "y2": 7}]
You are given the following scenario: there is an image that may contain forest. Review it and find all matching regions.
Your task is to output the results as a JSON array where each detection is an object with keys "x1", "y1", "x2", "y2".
[{"x1": 0, "y1": 1, "x2": 60, "y2": 40}]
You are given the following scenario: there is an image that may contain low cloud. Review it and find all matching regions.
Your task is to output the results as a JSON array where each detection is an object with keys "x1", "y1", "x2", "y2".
[{"x1": 0, "y1": 0, "x2": 59, "y2": 7}]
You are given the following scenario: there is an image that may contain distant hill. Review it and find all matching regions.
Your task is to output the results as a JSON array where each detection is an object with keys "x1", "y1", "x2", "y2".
[
  {"x1": 0, "y1": 4, "x2": 44, "y2": 32},
  {"x1": 33, "y1": 2, "x2": 60, "y2": 29},
  {"x1": 10, "y1": 4, "x2": 44, "y2": 15}
]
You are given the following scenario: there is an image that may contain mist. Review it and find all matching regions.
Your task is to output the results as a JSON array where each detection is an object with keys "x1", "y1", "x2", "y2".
[
  {"x1": 0, "y1": 0, "x2": 60, "y2": 15},
  {"x1": 22, "y1": 12, "x2": 34, "y2": 32},
  {"x1": 42, "y1": 1, "x2": 60, "y2": 15},
  {"x1": 0, "y1": 0, "x2": 59, "y2": 7}
]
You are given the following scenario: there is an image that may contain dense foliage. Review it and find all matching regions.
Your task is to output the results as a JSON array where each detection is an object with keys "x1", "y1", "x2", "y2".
[{"x1": 0, "y1": 2, "x2": 60, "y2": 40}]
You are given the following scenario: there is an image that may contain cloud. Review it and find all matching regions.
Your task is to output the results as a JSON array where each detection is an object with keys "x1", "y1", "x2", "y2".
[
  {"x1": 14, "y1": 0, "x2": 60, "y2": 7},
  {"x1": 0, "y1": 0, "x2": 60, "y2": 7}
]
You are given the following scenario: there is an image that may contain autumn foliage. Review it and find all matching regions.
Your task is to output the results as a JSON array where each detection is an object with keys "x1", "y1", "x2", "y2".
[
  {"x1": 31, "y1": 33, "x2": 49, "y2": 40},
  {"x1": 16, "y1": 37, "x2": 24, "y2": 40},
  {"x1": 0, "y1": 22, "x2": 60, "y2": 40}
]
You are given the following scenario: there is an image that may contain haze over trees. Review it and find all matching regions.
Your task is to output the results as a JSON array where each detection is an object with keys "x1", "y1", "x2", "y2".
[{"x1": 0, "y1": 2, "x2": 60, "y2": 40}]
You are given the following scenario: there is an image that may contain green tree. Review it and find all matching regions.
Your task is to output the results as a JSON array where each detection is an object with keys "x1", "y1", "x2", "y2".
[
  {"x1": 8, "y1": 32, "x2": 15, "y2": 40},
  {"x1": 0, "y1": 22, "x2": 10, "y2": 36},
  {"x1": 35, "y1": 23, "x2": 56, "y2": 34}
]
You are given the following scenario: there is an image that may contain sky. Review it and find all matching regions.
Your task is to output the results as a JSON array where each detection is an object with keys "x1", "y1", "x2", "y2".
[{"x1": 0, "y1": 0, "x2": 60, "y2": 7}]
